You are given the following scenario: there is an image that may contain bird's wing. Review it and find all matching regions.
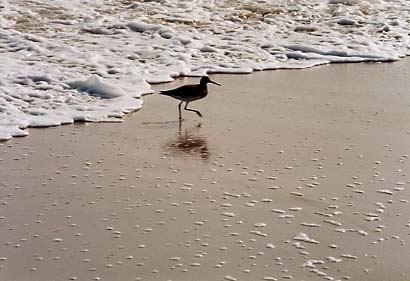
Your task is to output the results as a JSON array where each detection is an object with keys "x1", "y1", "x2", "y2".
[{"x1": 159, "y1": 84, "x2": 196, "y2": 97}]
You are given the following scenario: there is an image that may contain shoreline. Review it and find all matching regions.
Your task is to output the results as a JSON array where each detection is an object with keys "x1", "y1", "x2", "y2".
[
  {"x1": 3, "y1": 0, "x2": 410, "y2": 141},
  {"x1": 2, "y1": 59, "x2": 410, "y2": 281},
  {"x1": 0, "y1": 57, "x2": 404, "y2": 142}
]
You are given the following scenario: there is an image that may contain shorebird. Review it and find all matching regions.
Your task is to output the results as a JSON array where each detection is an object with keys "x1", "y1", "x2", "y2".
[{"x1": 159, "y1": 76, "x2": 221, "y2": 120}]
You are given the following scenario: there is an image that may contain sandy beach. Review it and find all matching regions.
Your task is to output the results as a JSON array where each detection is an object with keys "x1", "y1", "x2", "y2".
[{"x1": 2, "y1": 60, "x2": 410, "y2": 281}]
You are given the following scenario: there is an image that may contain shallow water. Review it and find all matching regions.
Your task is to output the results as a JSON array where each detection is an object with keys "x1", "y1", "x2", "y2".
[{"x1": 1, "y1": 60, "x2": 410, "y2": 281}]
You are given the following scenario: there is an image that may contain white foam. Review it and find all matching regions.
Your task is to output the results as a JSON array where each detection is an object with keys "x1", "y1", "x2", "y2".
[
  {"x1": 294, "y1": 232, "x2": 320, "y2": 244},
  {"x1": 67, "y1": 75, "x2": 125, "y2": 99},
  {"x1": 1, "y1": 0, "x2": 410, "y2": 139}
]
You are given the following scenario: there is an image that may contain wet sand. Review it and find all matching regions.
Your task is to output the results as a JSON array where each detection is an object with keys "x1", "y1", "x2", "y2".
[{"x1": 2, "y1": 60, "x2": 410, "y2": 281}]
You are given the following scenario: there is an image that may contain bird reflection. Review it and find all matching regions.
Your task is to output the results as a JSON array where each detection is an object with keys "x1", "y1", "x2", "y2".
[{"x1": 164, "y1": 121, "x2": 209, "y2": 160}]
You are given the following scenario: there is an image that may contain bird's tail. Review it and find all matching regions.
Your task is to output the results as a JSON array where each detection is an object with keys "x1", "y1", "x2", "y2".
[{"x1": 158, "y1": 90, "x2": 170, "y2": 95}]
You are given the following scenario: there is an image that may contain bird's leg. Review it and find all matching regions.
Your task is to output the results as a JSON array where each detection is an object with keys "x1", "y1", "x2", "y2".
[
  {"x1": 178, "y1": 101, "x2": 183, "y2": 120},
  {"x1": 178, "y1": 118, "x2": 182, "y2": 132},
  {"x1": 184, "y1": 102, "x2": 203, "y2": 117}
]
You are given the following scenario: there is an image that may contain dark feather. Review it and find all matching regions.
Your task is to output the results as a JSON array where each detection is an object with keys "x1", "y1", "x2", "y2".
[{"x1": 158, "y1": 76, "x2": 221, "y2": 119}]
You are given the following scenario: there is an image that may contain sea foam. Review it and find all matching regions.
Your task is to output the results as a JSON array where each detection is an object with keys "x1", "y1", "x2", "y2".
[{"x1": 1, "y1": 0, "x2": 410, "y2": 139}]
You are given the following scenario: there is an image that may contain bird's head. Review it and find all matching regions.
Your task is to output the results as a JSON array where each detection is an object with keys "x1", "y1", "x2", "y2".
[{"x1": 200, "y1": 76, "x2": 221, "y2": 86}]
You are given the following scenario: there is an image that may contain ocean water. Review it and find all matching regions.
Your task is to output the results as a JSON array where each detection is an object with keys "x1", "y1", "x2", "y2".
[{"x1": 1, "y1": 0, "x2": 409, "y2": 140}]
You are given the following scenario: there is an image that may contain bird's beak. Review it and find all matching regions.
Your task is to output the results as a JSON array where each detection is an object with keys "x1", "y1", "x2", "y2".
[{"x1": 210, "y1": 80, "x2": 221, "y2": 86}]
